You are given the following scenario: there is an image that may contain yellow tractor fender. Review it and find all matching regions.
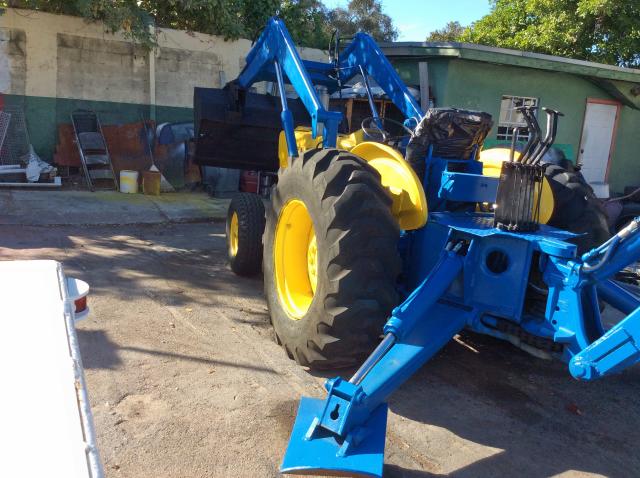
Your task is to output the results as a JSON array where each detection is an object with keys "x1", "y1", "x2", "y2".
[
  {"x1": 479, "y1": 147, "x2": 555, "y2": 225},
  {"x1": 350, "y1": 142, "x2": 428, "y2": 231},
  {"x1": 277, "y1": 127, "x2": 365, "y2": 169},
  {"x1": 277, "y1": 128, "x2": 427, "y2": 231}
]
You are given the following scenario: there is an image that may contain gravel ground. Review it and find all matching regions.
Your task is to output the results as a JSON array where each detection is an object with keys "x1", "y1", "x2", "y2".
[{"x1": 1, "y1": 222, "x2": 639, "y2": 478}]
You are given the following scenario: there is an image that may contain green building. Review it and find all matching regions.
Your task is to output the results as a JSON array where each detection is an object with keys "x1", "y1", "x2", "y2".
[{"x1": 381, "y1": 41, "x2": 640, "y2": 196}]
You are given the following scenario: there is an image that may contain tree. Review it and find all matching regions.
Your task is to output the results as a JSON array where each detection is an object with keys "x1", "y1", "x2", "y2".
[
  {"x1": 1, "y1": 0, "x2": 159, "y2": 46},
  {"x1": 461, "y1": 0, "x2": 640, "y2": 67},
  {"x1": 327, "y1": 0, "x2": 398, "y2": 42},
  {"x1": 279, "y1": 0, "x2": 332, "y2": 49},
  {"x1": 426, "y1": 21, "x2": 465, "y2": 42},
  {"x1": 0, "y1": 0, "x2": 398, "y2": 49}
]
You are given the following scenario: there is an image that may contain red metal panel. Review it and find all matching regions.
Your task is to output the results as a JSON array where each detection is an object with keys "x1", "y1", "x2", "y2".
[{"x1": 54, "y1": 119, "x2": 195, "y2": 189}]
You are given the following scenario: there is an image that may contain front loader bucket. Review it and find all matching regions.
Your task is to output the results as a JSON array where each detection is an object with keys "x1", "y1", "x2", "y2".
[
  {"x1": 281, "y1": 397, "x2": 388, "y2": 477},
  {"x1": 193, "y1": 85, "x2": 309, "y2": 172}
]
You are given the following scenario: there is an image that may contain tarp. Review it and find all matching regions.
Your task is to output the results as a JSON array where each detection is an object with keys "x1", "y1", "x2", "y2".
[{"x1": 406, "y1": 107, "x2": 493, "y2": 177}]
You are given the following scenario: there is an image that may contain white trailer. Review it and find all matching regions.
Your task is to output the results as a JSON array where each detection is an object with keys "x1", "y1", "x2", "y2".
[{"x1": 0, "y1": 260, "x2": 102, "y2": 478}]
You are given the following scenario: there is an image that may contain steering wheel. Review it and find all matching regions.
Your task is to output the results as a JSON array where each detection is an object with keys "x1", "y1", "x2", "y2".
[{"x1": 361, "y1": 116, "x2": 414, "y2": 144}]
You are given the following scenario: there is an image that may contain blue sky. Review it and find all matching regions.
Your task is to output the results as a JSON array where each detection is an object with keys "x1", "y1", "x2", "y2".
[{"x1": 322, "y1": 0, "x2": 492, "y2": 41}]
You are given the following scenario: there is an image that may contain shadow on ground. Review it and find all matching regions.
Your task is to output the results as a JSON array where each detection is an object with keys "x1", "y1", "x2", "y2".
[
  {"x1": 0, "y1": 223, "x2": 264, "y2": 311},
  {"x1": 77, "y1": 329, "x2": 279, "y2": 375},
  {"x1": 383, "y1": 330, "x2": 640, "y2": 477},
  {"x1": 295, "y1": 327, "x2": 639, "y2": 476}
]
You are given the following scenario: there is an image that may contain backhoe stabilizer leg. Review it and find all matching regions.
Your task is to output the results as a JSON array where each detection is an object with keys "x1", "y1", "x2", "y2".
[
  {"x1": 281, "y1": 244, "x2": 468, "y2": 477},
  {"x1": 570, "y1": 305, "x2": 640, "y2": 380}
]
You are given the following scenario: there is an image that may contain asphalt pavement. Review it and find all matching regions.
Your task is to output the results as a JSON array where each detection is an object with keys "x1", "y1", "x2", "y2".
[
  {"x1": 0, "y1": 190, "x2": 228, "y2": 226},
  {"x1": 0, "y1": 192, "x2": 638, "y2": 477}
]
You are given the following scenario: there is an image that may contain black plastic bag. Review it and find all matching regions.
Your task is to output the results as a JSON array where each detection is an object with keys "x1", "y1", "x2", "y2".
[{"x1": 406, "y1": 108, "x2": 493, "y2": 177}]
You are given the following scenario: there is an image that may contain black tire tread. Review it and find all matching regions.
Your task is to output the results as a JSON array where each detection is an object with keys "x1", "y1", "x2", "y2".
[
  {"x1": 264, "y1": 148, "x2": 401, "y2": 369},
  {"x1": 227, "y1": 193, "x2": 265, "y2": 276},
  {"x1": 545, "y1": 164, "x2": 610, "y2": 253}
]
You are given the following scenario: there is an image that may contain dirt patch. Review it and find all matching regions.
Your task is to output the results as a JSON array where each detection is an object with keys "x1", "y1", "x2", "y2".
[
  {"x1": 114, "y1": 394, "x2": 171, "y2": 424},
  {"x1": 268, "y1": 399, "x2": 298, "y2": 442}
]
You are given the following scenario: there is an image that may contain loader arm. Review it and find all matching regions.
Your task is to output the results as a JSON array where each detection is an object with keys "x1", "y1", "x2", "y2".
[
  {"x1": 236, "y1": 17, "x2": 342, "y2": 154},
  {"x1": 337, "y1": 33, "x2": 423, "y2": 123},
  {"x1": 234, "y1": 17, "x2": 423, "y2": 158}
]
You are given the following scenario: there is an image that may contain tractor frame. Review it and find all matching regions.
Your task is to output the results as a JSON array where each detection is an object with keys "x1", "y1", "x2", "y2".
[{"x1": 196, "y1": 18, "x2": 640, "y2": 477}]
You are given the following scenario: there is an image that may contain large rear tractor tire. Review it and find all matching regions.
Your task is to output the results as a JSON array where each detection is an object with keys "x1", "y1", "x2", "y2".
[
  {"x1": 264, "y1": 148, "x2": 401, "y2": 369},
  {"x1": 226, "y1": 193, "x2": 265, "y2": 276},
  {"x1": 544, "y1": 163, "x2": 610, "y2": 253}
]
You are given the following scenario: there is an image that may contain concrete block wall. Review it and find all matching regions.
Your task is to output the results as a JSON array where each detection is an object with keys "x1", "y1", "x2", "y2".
[
  {"x1": 0, "y1": 27, "x2": 26, "y2": 95},
  {"x1": 0, "y1": 7, "x2": 327, "y2": 160},
  {"x1": 56, "y1": 34, "x2": 150, "y2": 104}
]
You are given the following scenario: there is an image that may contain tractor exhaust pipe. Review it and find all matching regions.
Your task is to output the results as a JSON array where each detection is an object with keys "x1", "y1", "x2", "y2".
[
  {"x1": 522, "y1": 107, "x2": 542, "y2": 163},
  {"x1": 527, "y1": 108, "x2": 553, "y2": 164},
  {"x1": 516, "y1": 106, "x2": 540, "y2": 163},
  {"x1": 509, "y1": 125, "x2": 519, "y2": 162},
  {"x1": 530, "y1": 108, "x2": 563, "y2": 165}
]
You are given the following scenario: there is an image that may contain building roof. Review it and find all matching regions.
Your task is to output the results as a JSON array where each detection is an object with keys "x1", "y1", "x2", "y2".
[
  {"x1": 380, "y1": 41, "x2": 640, "y2": 108},
  {"x1": 381, "y1": 41, "x2": 640, "y2": 83}
]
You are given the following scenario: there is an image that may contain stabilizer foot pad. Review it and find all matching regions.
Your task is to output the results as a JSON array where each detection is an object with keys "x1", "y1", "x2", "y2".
[{"x1": 281, "y1": 397, "x2": 387, "y2": 477}]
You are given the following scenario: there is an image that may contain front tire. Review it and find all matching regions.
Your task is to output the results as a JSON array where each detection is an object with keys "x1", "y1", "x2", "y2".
[
  {"x1": 264, "y1": 148, "x2": 401, "y2": 369},
  {"x1": 226, "y1": 193, "x2": 265, "y2": 276}
]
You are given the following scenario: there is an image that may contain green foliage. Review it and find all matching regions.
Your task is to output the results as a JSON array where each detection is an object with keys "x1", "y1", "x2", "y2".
[
  {"x1": 2, "y1": 0, "x2": 157, "y2": 46},
  {"x1": 0, "y1": 0, "x2": 397, "y2": 49},
  {"x1": 328, "y1": 0, "x2": 397, "y2": 42},
  {"x1": 142, "y1": 0, "x2": 269, "y2": 43},
  {"x1": 460, "y1": 0, "x2": 640, "y2": 67},
  {"x1": 279, "y1": 0, "x2": 332, "y2": 49},
  {"x1": 426, "y1": 21, "x2": 465, "y2": 42}
]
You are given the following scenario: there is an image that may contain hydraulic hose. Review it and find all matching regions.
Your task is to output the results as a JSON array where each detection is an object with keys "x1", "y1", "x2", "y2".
[
  {"x1": 582, "y1": 217, "x2": 640, "y2": 273},
  {"x1": 581, "y1": 236, "x2": 620, "y2": 273}
]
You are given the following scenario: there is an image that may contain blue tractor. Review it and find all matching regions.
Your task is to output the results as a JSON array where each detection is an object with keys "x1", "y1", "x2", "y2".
[{"x1": 193, "y1": 18, "x2": 640, "y2": 477}]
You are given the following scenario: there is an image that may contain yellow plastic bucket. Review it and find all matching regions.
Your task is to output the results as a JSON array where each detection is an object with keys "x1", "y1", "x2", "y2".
[
  {"x1": 120, "y1": 170, "x2": 139, "y2": 194},
  {"x1": 142, "y1": 170, "x2": 161, "y2": 196}
]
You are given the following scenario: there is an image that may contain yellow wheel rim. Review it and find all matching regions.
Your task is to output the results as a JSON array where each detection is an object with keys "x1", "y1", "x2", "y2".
[
  {"x1": 229, "y1": 211, "x2": 239, "y2": 257},
  {"x1": 307, "y1": 232, "x2": 318, "y2": 294},
  {"x1": 274, "y1": 199, "x2": 317, "y2": 319}
]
